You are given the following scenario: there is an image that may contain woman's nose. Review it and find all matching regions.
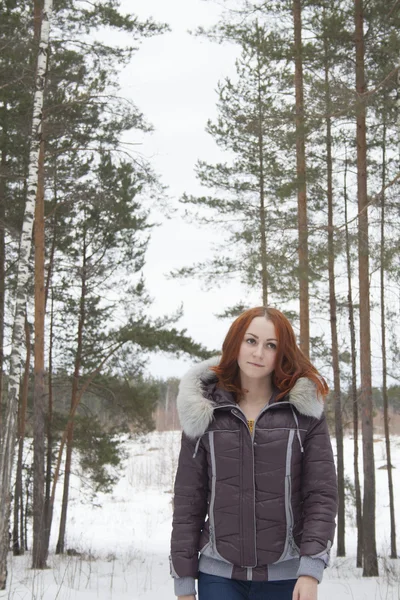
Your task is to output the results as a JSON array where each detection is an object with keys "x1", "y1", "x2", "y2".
[{"x1": 252, "y1": 344, "x2": 264, "y2": 357}]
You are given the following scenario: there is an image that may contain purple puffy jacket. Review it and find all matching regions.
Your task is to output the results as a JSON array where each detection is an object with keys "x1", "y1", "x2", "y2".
[{"x1": 170, "y1": 357, "x2": 338, "y2": 596}]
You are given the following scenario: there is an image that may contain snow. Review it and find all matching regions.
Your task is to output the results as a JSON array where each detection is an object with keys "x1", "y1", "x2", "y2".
[{"x1": 1, "y1": 431, "x2": 400, "y2": 599}]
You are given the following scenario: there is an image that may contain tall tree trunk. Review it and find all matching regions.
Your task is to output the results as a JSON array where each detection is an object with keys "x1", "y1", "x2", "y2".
[
  {"x1": 292, "y1": 0, "x2": 309, "y2": 356},
  {"x1": 12, "y1": 319, "x2": 30, "y2": 556},
  {"x1": 0, "y1": 0, "x2": 53, "y2": 588},
  {"x1": 354, "y1": 0, "x2": 378, "y2": 577},
  {"x1": 255, "y1": 25, "x2": 268, "y2": 306},
  {"x1": 0, "y1": 105, "x2": 7, "y2": 440},
  {"x1": 32, "y1": 137, "x2": 47, "y2": 569},
  {"x1": 324, "y1": 41, "x2": 345, "y2": 556},
  {"x1": 20, "y1": 473, "x2": 25, "y2": 553},
  {"x1": 379, "y1": 117, "x2": 397, "y2": 560},
  {"x1": 55, "y1": 420, "x2": 74, "y2": 555},
  {"x1": 344, "y1": 154, "x2": 363, "y2": 568},
  {"x1": 56, "y1": 237, "x2": 87, "y2": 554},
  {"x1": 43, "y1": 287, "x2": 54, "y2": 554},
  {"x1": 49, "y1": 338, "x2": 123, "y2": 554},
  {"x1": 42, "y1": 177, "x2": 58, "y2": 556},
  {"x1": 24, "y1": 471, "x2": 31, "y2": 551}
]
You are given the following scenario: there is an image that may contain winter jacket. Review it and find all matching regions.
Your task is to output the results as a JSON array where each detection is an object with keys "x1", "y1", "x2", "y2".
[{"x1": 170, "y1": 356, "x2": 338, "y2": 597}]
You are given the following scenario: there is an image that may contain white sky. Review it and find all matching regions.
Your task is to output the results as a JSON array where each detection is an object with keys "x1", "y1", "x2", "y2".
[
  {"x1": 116, "y1": 0, "x2": 254, "y2": 378},
  {"x1": 106, "y1": 0, "x2": 394, "y2": 388}
]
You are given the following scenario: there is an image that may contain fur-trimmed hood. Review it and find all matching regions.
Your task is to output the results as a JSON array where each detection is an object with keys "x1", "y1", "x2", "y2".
[{"x1": 177, "y1": 356, "x2": 324, "y2": 438}]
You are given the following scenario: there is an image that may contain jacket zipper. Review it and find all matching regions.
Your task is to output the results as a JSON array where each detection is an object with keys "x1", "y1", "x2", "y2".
[{"x1": 212, "y1": 400, "x2": 295, "y2": 567}]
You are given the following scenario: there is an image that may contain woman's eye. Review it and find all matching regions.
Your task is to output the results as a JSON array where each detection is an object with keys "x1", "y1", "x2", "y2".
[
  {"x1": 267, "y1": 343, "x2": 277, "y2": 350},
  {"x1": 246, "y1": 338, "x2": 255, "y2": 344}
]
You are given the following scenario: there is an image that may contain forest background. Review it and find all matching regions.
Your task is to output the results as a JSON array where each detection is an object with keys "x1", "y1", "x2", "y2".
[{"x1": 0, "y1": 0, "x2": 399, "y2": 594}]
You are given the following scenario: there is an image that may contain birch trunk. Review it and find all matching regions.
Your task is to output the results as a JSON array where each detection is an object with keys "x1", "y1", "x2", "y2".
[
  {"x1": 292, "y1": 0, "x2": 309, "y2": 356},
  {"x1": 0, "y1": 104, "x2": 7, "y2": 440},
  {"x1": 12, "y1": 318, "x2": 30, "y2": 556},
  {"x1": 0, "y1": 147, "x2": 5, "y2": 439},
  {"x1": 354, "y1": 0, "x2": 378, "y2": 577},
  {"x1": 0, "y1": 0, "x2": 53, "y2": 588}
]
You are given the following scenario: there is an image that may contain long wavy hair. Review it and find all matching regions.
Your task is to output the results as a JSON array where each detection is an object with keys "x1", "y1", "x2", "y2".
[{"x1": 210, "y1": 306, "x2": 328, "y2": 402}]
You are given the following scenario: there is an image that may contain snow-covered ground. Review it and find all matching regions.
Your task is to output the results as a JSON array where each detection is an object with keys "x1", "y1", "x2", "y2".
[{"x1": 1, "y1": 431, "x2": 400, "y2": 599}]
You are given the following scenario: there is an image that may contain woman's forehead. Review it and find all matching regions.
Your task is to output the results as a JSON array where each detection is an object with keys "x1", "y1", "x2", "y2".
[{"x1": 245, "y1": 317, "x2": 277, "y2": 339}]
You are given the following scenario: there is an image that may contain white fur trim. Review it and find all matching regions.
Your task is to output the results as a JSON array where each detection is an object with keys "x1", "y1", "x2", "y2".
[
  {"x1": 177, "y1": 356, "x2": 324, "y2": 437},
  {"x1": 288, "y1": 377, "x2": 324, "y2": 419},
  {"x1": 176, "y1": 356, "x2": 220, "y2": 439}
]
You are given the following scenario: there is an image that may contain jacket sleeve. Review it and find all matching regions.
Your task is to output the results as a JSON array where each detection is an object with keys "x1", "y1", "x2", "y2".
[
  {"x1": 296, "y1": 411, "x2": 338, "y2": 583},
  {"x1": 170, "y1": 432, "x2": 208, "y2": 595}
]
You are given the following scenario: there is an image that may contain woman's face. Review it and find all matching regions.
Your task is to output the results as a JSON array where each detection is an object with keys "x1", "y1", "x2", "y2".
[{"x1": 237, "y1": 317, "x2": 278, "y2": 381}]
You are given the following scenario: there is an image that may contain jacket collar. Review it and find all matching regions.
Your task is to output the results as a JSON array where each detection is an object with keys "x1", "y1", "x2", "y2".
[{"x1": 177, "y1": 355, "x2": 325, "y2": 439}]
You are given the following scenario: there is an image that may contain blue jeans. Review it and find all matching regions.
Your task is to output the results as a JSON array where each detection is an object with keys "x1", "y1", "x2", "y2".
[{"x1": 198, "y1": 572, "x2": 297, "y2": 600}]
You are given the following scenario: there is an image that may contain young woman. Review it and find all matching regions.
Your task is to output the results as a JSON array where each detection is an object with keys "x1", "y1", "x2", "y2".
[{"x1": 170, "y1": 307, "x2": 338, "y2": 600}]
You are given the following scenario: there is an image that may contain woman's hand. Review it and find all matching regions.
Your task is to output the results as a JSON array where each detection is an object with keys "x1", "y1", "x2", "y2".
[
  {"x1": 292, "y1": 575, "x2": 318, "y2": 600},
  {"x1": 177, "y1": 596, "x2": 195, "y2": 600}
]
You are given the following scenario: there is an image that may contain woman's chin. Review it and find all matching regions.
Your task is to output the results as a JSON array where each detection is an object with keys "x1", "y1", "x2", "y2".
[{"x1": 241, "y1": 367, "x2": 270, "y2": 379}]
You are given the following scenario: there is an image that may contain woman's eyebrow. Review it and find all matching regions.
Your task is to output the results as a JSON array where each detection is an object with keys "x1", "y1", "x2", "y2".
[{"x1": 246, "y1": 332, "x2": 278, "y2": 341}]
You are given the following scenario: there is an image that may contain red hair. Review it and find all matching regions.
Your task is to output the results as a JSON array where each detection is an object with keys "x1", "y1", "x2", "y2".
[{"x1": 210, "y1": 306, "x2": 328, "y2": 402}]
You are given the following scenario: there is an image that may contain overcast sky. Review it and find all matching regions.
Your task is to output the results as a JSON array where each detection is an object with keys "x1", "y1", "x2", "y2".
[
  {"x1": 112, "y1": 0, "x2": 257, "y2": 379},
  {"x1": 93, "y1": 0, "x2": 396, "y2": 388}
]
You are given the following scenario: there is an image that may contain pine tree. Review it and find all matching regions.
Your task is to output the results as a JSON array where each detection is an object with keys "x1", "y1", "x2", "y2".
[
  {"x1": 354, "y1": 0, "x2": 378, "y2": 576},
  {"x1": 292, "y1": 0, "x2": 310, "y2": 355},
  {"x1": 365, "y1": 0, "x2": 400, "y2": 560},
  {"x1": 172, "y1": 23, "x2": 298, "y2": 311},
  {"x1": 305, "y1": 0, "x2": 354, "y2": 559}
]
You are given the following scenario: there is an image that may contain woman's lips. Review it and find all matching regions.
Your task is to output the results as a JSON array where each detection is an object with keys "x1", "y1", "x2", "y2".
[{"x1": 248, "y1": 362, "x2": 264, "y2": 367}]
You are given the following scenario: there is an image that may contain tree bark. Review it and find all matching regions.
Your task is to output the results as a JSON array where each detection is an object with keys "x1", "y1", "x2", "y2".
[
  {"x1": 42, "y1": 176, "x2": 58, "y2": 556},
  {"x1": 0, "y1": 0, "x2": 53, "y2": 588},
  {"x1": 43, "y1": 287, "x2": 54, "y2": 555},
  {"x1": 292, "y1": 0, "x2": 309, "y2": 356},
  {"x1": 32, "y1": 137, "x2": 47, "y2": 569},
  {"x1": 324, "y1": 42, "x2": 345, "y2": 556},
  {"x1": 24, "y1": 471, "x2": 31, "y2": 551},
  {"x1": 344, "y1": 154, "x2": 363, "y2": 568},
  {"x1": 354, "y1": 0, "x2": 378, "y2": 577},
  {"x1": 0, "y1": 105, "x2": 7, "y2": 441},
  {"x1": 12, "y1": 319, "x2": 30, "y2": 556},
  {"x1": 379, "y1": 117, "x2": 397, "y2": 560},
  {"x1": 56, "y1": 236, "x2": 87, "y2": 554},
  {"x1": 44, "y1": 148, "x2": 57, "y2": 308}
]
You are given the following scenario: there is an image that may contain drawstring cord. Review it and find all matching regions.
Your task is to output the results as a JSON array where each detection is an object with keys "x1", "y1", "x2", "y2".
[
  {"x1": 290, "y1": 407, "x2": 304, "y2": 453},
  {"x1": 193, "y1": 437, "x2": 201, "y2": 458}
]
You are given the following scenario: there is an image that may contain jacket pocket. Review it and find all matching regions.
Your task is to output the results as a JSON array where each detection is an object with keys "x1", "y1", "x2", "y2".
[
  {"x1": 199, "y1": 540, "x2": 211, "y2": 555},
  {"x1": 169, "y1": 555, "x2": 179, "y2": 578},
  {"x1": 199, "y1": 522, "x2": 211, "y2": 554},
  {"x1": 275, "y1": 429, "x2": 299, "y2": 562},
  {"x1": 287, "y1": 474, "x2": 301, "y2": 555}
]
